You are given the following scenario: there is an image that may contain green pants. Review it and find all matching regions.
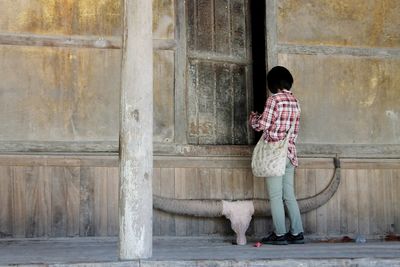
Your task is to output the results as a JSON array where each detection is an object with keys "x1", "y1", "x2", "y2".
[{"x1": 266, "y1": 158, "x2": 304, "y2": 235}]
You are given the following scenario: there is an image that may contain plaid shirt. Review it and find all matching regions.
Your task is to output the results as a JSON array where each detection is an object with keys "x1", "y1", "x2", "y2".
[{"x1": 249, "y1": 90, "x2": 301, "y2": 167}]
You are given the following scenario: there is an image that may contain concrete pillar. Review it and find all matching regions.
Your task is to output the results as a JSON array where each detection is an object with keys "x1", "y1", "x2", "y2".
[{"x1": 119, "y1": 0, "x2": 153, "y2": 260}]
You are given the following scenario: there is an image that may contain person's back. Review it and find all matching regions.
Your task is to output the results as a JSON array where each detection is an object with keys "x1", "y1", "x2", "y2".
[
  {"x1": 249, "y1": 65, "x2": 304, "y2": 245},
  {"x1": 250, "y1": 88, "x2": 300, "y2": 167},
  {"x1": 266, "y1": 90, "x2": 300, "y2": 166}
]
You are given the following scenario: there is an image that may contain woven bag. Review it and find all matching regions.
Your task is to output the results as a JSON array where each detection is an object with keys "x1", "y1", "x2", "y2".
[{"x1": 251, "y1": 117, "x2": 297, "y2": 177}]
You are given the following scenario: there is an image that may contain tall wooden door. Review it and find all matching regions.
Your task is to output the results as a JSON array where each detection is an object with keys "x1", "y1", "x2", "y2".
[{"x1": 186, "y1": 0, "x2": 253, "y2": 145}]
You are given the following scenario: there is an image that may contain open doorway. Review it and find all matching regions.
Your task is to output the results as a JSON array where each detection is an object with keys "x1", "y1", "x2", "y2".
[{"x1": 250, "y1": 0, "x2": 267, "y2": 141}]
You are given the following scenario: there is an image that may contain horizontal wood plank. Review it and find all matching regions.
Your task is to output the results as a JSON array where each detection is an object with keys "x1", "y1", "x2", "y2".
[
  {"x1": 0, "y1": 154, "x2": 400, "y2": 169},
  {"x1": 0, "y1": 33, "x2": 177, "y2": 51},
  {"x1": 0, "y1": 33, "x2": 122, "y2": 49}
]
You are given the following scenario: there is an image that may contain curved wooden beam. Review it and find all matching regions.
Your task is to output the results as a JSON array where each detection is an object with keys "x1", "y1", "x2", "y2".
[{"x1": 153, "y1": 158, "x2": 341, "y2": 217}]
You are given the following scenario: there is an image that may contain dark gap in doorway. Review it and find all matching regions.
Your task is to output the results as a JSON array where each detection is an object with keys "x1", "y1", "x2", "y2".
[{"x1": 250, "y1": 0, "x2": 267, "y2": 142}]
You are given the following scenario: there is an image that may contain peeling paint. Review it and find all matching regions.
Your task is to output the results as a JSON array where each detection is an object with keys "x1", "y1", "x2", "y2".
[
  {"x1": 1, "y1": 0, "x2": 122, "y2": 36},
  {"x1": 278, "y1": 0, "x2": 400, "y2": 47},
  {"x1": 283, "y1": 54, "x2": 400, "y2": 144},
  {"x1": 0, "y1": 45, "x2": 121, "y2": 141},
  {"x1": 132, "y1": 109, "x2": 140, "y2": 122},
  {"x1": 152, "y1": 0, "x2": 175, "y2": 39},
  {"x1": 386, "y1": 110, "x2": 400, "y2": 141},
  {"x1": 360, "y1": 78, "x2": 377, "y2": 107}
]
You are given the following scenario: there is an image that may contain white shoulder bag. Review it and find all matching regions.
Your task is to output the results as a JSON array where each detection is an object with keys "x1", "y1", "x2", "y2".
[{"x1": 251, "y1": 116, "x2": 297, "y2": 177}]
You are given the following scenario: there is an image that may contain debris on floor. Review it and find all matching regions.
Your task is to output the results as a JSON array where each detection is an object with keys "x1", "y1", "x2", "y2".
[
  {"x1": 385, "y1": 234, "x2": 400, "y2": 241},
  {"x1": 315, "y1": 236, "x2": 355, "y2": 243}
]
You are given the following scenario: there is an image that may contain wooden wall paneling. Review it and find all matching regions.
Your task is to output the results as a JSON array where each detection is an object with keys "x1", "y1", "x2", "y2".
[
  {"x1": 393, "y1": 170, "x2": 400, "y2": 233},
  {"x1": 253, "y1": 175, "x2": 266, "y2": 199},
  {"x1": 252, "y1": 174, "x2": 267, "y2": 236},
  {"x1": 23, "y1": 166, "x2": 37, "y2": 237},
  {"x1": 368, "y1": 169, "x2": 380, "y2": 236},
  {"x1": 295, "y1": 169, "x2": 307, "y2": 232},
  {"x1": 186, "y1": 168, "x2": 200, "y2": 199},
  {"x1": 357, "y1": 169, "x2": 370, "y2": 236},
  {"x1": 382, "y1": 169, "x2": 395, "y2": 234},
  {"x1": 174, "y1": 0, "x2": 188, "y2": 145},
  {"x1": 232, "y1": 169, "x2": 245, "y2": 199},
  {"x1": 197, "y1": 168, "x2": 210, "y2": 234},
  {"x1": 388, "y1": 170, "x2": 397, "y2": 233},
  {"x1": 25, "y1": 166, "x2": 51, "y2": 237},
  {"x1": 215, "y1": 64, "x2": 233, "y2": 144},
  {"x1": 339, "y1": 171, "x2": 349, "y2": 234},
  {"x1": 241, "y1": 170, "x2": 254, "y2": 235},
  {"x1": 232, "y1": 65, "x2": 248, "y2": 145},
  {"x1": 160, "y1": 168, "x2": 176, "y2": 235},
  {"x1": 174, "y1": 168, "x2": 189, "y2": 236},
  {"x1": 195, "y1": 0, "x2": 213, "y2": 51},
  {"x1": 373, "y1": 169, "x2": 392, "y2": 235},
  {"x1": 343, "y1": 170, "x2": 359, "y2": 235},
  {"x1": 153, "y1": 50, "x2": 175, "y2": 143},
  {"x1": 186, "y1": 0, "x2": 251, "y2": 145},
  {"x1": 106, "y1": 167, "x2": 119, "y2": 236},
  {"x1": 221, "y1": 169, "x2": 234, "y2": 199},
  {"x1": 12, "y1": 166, "x2": 27, "y2": 237},
  {"x1": 340, "y1": 170, "x2": 354, "y2": 234},
  {"x1": 174, "y1": 168, "x2": 186, "y2": 200},
  {"x1": 303, "y1": 169, "x2": 317, "y2": 234},
  {"x1": 324, "y1": 168, "x2": 341, "y2": 235},
  {"x1": 66, "y1": 167, "x2": 80, "y2": 237},
  {"x1": 230, "y1": 0, "x2": 247, "y2": 58},
  {"x1": 368, "y1": 169, "x2": 388, "y2": 235},
  {"x1": 214, "y1": 0, "x2": 230, "y2": 54},
  {"x1": 3, "y1": 155, "x2": 400, "y2": 239},
  {"x1": 93, "y1": 167, "x2": 109, "y2": 236},
  {"x1": 186, "y1": 0, "x2": 196, "y2": 54},
  {"x1": 210, "y1": 169, "x2": 223, "y2": 199},
  {"x1": 197, "y1": 62, "x2": 216, "y2": 145},
  {"x1": 152, "y1": 0, "x2": 175, "y2": 39},
  {"x1": 0, "y1": 166, "x2": 13, "y2": 237},
  {"x1": 51, "y1": 167, "x2": 80, "y2": 237},
  {"x1": 207, "y1": 168, "x2": 223, "y2": 235},
  {"x1": 79, "y1": 167, "x2": 95, "y2": 236},
  {"x1": 315, "y1": 169, "x2": 332, "y2": 235},
  {"x1": 187, "y1": 61, "x2": 199, "y2": 144},
  {"x1": 243, "y1": 170, "x2": 254, "y2": 199},
  {"x1": 187, "y1": 168, "x2": 200, "y2": 235},
  {"x1": 153, "y1": 168, "x2": 161, "y2": 236}
]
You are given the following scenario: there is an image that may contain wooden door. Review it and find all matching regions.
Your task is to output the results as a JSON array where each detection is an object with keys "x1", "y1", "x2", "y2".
[{"x1": 186, "y1": 0, "x2": 252, "y2": 145}]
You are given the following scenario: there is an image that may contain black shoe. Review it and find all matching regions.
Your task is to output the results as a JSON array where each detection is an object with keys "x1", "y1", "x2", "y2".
[
  {"x1": 285, "y1": 232, "x2": 305, "y2": 244},
  {"x1": 261, "y1": 232, "x2": 288, "y2": 245}
]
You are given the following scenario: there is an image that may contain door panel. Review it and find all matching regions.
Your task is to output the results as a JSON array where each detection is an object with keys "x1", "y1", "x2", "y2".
[{"x1": 187, "y1": 0, "x2": 252, "y2": 145}]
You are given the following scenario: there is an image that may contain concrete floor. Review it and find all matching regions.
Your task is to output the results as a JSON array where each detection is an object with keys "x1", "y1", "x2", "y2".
[{"x1": 0, "y1": 237, "x2": 400, "y2": 266}]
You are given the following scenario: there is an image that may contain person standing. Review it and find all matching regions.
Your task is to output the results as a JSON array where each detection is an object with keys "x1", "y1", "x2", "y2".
[{"x1": 249, "y1": 66, "x2": 304, "y2": 245}]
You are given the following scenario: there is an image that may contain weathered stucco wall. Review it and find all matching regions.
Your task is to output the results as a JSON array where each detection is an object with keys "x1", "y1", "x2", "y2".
[
  {"x1": 0, "y1": 46, "x2": 120, "y2": 141},
  {"x1": 278, "y1": 0, "x2": 399, "y2": 47},
  {"x1": 280, "y1": 54, "x2": 400, "y2": 144},
  {"x1": 0, "y1": 0, "x2": 176, "y2": 146},
  {"x1": 0, "y1": 0, "x2": 122, "y2": 143},
  {"x1": 274, "y1": 0, "x2": 400, "y2": 147},
  {"x1": 0, "y1": 0, "x2": 122, "y2": 36}
]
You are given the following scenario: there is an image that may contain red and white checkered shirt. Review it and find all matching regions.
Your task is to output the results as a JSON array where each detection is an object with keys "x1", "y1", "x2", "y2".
[{"x1": 249, "y1": 90, "x2": 301, "y2": 167}]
